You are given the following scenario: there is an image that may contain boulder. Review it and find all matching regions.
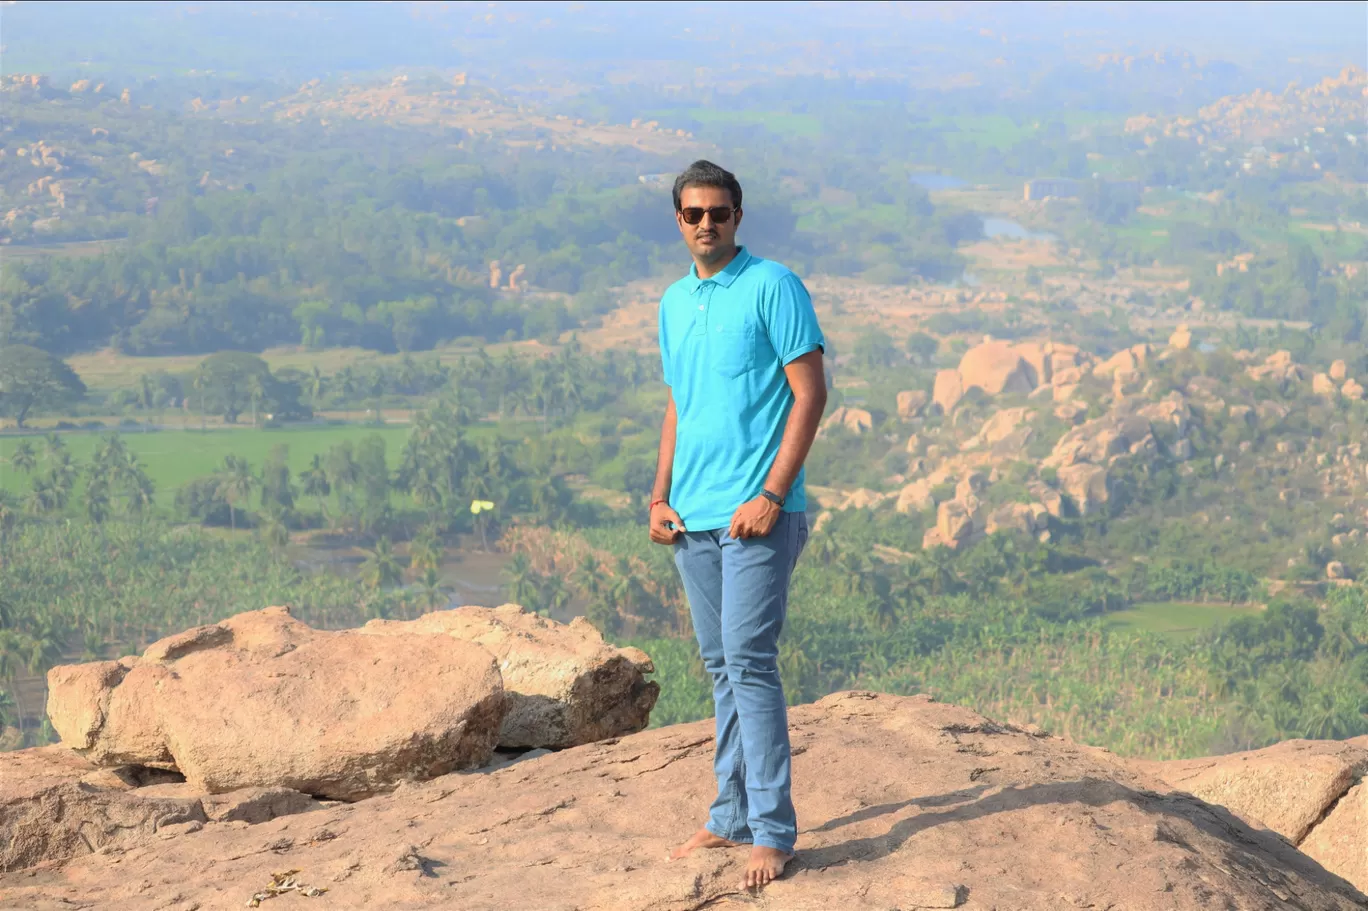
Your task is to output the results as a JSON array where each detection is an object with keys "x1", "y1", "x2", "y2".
[
  {"x1": 1301, "y1": 781, "x2": 1368, "y2": 895},
  {"x1": 895, "y1": 478, "x2": 935, "y2": 514},
  {"x1": 936, "y1": 499, "x2": 976, "y2": 545},
  {"x1": 1093, "y1": 345, "x2": 1149, "y2": 379},
  {"x1": 1326, "y1": 561, "x2": 1349, "y2": 580},
  {"x1": 48, "y1": 607, "x2": 508, "y2": 800},
  {"x1": 0, "y1": 746, "x2": 206, "y2": 872},
  {"x1": 977, "y1": 407, "x2": 1030, "y2": 446},
  {"x1": 1013, "y1": 341, "x2": 1053, "y2": 385},
  {"x1": 958, "y1": 340, "x2": 1036, "y2": 395},
  {"x1": 896, "y1": 389, "x2": 929, "y2": 420},
  {"x1": 361, "y1": 605, "x2": 658, "y2": 750},
  {"x1": 954, "y1": 470, "x2": 988, "y2": 501},
  {"x1": 904, "y1": 432, "x2": 921, "y2": 454},
  {"x1": 1330, "y1": 359, "x2": 1348, "y2": 381},
  {"x1": 932, "y1": 368, "x2": 963, "y2": 414},
  {"x1": 1141, "y1": 738, "x2": 1368, "y2": 845},
  {"x1": 1313, "y1": 372, "x2": 1339, "y2": 398},
  {"x1": 1169, "y1": 323, "x2": 1193, "y2": 350},
  {"x1": 1057, "y1": 463, "x2": 1110, "y2": 516},
  {"x1": 1228, "y1": 404, "x2": 1255, "y2": 425},
  {"x1": 1137, "y1": 394, "x2": 1190, "y2": 435},
  {"x1": 821, "y1": 406, "x2": 874, "y2": 435},
  {"x1": 841, "y1": 488, "x2": 887, "y2": 510},
  {"x1": 1343, "y1": 378, "x2": 1365, "y2": 401},
  {"x1": 1052, "y1": 365, "x2": 1085, "y2": 386},
  {"x1": 985, "y1": 503, "x2": 1036, "y2": 536}
]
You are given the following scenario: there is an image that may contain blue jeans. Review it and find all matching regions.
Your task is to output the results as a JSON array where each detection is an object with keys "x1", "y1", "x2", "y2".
[{"x1": 672, "y1": 511, "x2": 808, "y2": 853}]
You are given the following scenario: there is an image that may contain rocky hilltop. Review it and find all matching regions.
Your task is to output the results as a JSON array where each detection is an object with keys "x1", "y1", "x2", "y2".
[{"x1": 2, "y1": 606, "x2": 1366, "y2": 910}]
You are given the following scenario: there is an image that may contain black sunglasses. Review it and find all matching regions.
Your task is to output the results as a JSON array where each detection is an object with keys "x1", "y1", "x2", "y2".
[{"x1": 679, "y1": 206, "x2": 736, "y2": 225}]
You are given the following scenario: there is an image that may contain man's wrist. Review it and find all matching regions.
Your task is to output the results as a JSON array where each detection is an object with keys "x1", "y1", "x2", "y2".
[{"x1": 759, "y1": 488, "x2": 785, "y2": 508}]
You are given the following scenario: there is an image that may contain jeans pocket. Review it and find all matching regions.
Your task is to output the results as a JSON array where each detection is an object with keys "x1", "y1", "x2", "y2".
[{"x1": 709, "y1": 322, "x2": 754, "y2": 379}]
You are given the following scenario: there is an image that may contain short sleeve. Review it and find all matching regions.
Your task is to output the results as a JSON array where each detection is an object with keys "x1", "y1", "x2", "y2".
[
  {"x1": 658, "y1": 297, "x2": 673, "y2": 387},
  {"x1": 762, "y1": 273, "x2": 824, "y2": 366}
]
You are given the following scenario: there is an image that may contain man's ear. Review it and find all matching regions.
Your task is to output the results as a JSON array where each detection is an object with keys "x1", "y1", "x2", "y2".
[{"x1": 733, "y1": 207, "x2": 743, "y2": 230}]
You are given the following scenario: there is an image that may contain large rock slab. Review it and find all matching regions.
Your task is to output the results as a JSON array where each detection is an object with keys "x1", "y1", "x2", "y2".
[
  {"x1": 1302, "y1": 781, "x2": 1368, "y2": 895},
  {"x1": 0, "y1": 746, "x2": 205, "y2": 872},
  {"x1": 361, "y1": 604, "x2": 659, "y2": 749},
  {"x1": 1139, "y1": 738, "x2": 1368, "y2": 844},
  {"x1": 5, "y1": 692, "x2": 1363, "y2": 909},
  {"x1": 47, "y1": 607, "x2": 508, "y2": 800}
]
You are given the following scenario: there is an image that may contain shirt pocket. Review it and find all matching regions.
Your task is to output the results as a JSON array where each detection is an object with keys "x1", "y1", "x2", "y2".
[{"x1": 708, "y1": 320, "x2": 755, "y2": 379}]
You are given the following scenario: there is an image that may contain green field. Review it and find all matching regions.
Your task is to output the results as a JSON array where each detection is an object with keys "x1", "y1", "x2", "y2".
[
  {"x1": 0, "y1": 424, "x2": 416, "y2": 505},
  {"x1": 1105, "y1": 601, "x2": 1264, "y2": 639}
]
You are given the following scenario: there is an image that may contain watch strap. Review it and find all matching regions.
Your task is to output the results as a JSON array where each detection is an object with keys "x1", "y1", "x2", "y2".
[{"x1": 760, "y1": 489, "x2": 785, "y2": 508}]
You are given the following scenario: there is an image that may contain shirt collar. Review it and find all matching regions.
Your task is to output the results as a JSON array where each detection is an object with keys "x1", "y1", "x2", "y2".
[{"x1": 688, "y1": 246, "x2": 751, "y2": 291}]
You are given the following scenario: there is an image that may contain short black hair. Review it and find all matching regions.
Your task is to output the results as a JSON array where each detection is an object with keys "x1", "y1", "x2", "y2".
[{"x1": 672, "y1": 160, "x2": 742, "y2": 211}]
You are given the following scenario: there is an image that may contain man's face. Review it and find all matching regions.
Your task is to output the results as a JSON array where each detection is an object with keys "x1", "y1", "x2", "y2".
[{"x1": 676, "y1": 184, "x2": 742, "y2": 265}]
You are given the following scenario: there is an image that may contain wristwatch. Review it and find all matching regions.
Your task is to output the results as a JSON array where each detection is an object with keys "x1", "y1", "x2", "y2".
[{"x1": 760, "y1": 489, "x2": 785, "y2": 508}]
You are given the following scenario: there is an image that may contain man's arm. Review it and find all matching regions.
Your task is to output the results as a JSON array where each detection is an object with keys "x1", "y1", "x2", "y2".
[
  {"x1": 648, "y1": 389, "x2": 686, "y2": 544},
  {"x1": 729, "y1": 349, "x2": 827, "y2": 538}
]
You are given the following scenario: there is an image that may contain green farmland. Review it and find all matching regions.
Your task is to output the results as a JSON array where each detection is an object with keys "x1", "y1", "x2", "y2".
[
  {"x1": 0, "y1": 424, "x2": 416, "y2": 506},
  {"x1": 1105, "y1": 601, "x2": 1264, "y2": 639}
]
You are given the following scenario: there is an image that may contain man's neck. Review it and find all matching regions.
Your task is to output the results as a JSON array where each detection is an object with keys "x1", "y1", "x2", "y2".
[{"x1": 693, "y1": 244, "x2": 739, "y2": 281}]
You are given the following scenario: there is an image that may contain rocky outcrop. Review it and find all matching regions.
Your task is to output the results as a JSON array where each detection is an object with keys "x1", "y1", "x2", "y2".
[
  {"x1": 1143, "y1": 738, "x2": 1368, "y2": 845},
  {"x1": 896, "y1": 389, "x2": 928, "y2": 420},
  {"x1": 895, "y1": 477, "x2": 935, "y2": 514},
  {"x1": 1343, "y1": 378, "x2": 1364, "y2": 401},
  {"x1": 360, "y1": 604, "x2": 658, "y2": 750},
  {"x1": 1314, "y1": 372, "x2": 1339, "y2": 398},
  {"x1": 4, "y1": 693, "x2": 1363, "y2": 910},
  {"x1": 959, "y1": 339, "x2": 1036, "y2": 396},
  {"x1": 1302, "y1": 780, "x2": 1368, "y2": 895},
  {"x1": 932, "y1": 367, "x2": 963, "y2": 414},
  {"x1": 1143, "y1": 736, "x2": 1368, "y2": 897},
  {"x1": 47, "y1": 607, "x2": 509, "y2": 800},
  {"x1": 1330, "y1": 359, "x2": 1348, "y2": 382},
  {"x1": 1057, "y1": 462, "x2": 1111, "y2": 516},
  {"x1": 1169, "y1": 323, "x2": 1193, "y2": 349},
  {"x1": 0, "y1": 746, "x2": 207, "y2": 872},
  {"x1": 820, "y1": 405, "x2": 874, "y2": 435},
  {"x1": 1247, "y1": 349, "x2": 1307, "y2": 384},
  {"x1": 984, "y1": 502, "x2": 1049, "y2": 537}
]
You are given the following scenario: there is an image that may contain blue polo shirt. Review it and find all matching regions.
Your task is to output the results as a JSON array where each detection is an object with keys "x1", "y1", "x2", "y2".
[{"x1": 659, "y1": 247, "x2": 825, "y2": 532}]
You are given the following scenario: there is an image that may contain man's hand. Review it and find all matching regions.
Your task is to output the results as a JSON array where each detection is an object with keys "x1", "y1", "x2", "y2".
[
  {"x1": 649, "y1": 502, "x2": 686, "y2": 544},
  {"x1": 729, "y1": 495, "x2": 781, "y2": 540}
]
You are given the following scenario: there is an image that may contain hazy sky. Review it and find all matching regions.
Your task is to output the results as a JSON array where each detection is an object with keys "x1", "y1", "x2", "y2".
[{"x1": 3, "y1": 1, "x2": 1363, "y2": 84}]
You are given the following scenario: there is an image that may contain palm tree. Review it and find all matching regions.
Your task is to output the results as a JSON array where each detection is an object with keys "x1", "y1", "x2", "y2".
[
  {"x1": 409, "y1": 525, "x2": 442, "y2": 576},
  {"x1": 215, "y1": 455, "x2": 256, "y2": 532},
  {"x1": 417, "y1": 567, "x2": 448, "y2": 612},
  {"x1": 539, "y1": 573, "x2": 571, "y2": 618},
  {"x1": 258, "y1": 506, "x2": 290, "y2": 552},
  {"x1": 308, "y1": 366, "x2": 326, "y2": 410},
  {"x1": 192, "y1": 369, "x2": 208, "y2": 431},
  {"x1": 358, "y1": 536, "x2": 403, "y2": 591},
  {"x1": 9, "y1": 442, "x2": 36, "y2": 475},
  {"x1": 503, "y1": 553, "x2": 542, "y2": 608},
  {"x1": 571, "y1": 555, "x2": 603, "y2": 599},
  {"x1": 300, "y1": 454, "x2": 331, "y2": 518},
  {"x1": 247, "y1": 374, "x2": 265, "y2": 427}
]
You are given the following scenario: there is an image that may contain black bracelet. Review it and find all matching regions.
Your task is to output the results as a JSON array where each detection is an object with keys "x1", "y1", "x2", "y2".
[{"x1": 760, "y1": 489, "x2": 785, "y2": 508}]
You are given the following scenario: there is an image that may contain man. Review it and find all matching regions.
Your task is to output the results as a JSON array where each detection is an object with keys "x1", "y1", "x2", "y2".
[{"x1": 649, "y1": 160, "x2": 826, "y2": 889}]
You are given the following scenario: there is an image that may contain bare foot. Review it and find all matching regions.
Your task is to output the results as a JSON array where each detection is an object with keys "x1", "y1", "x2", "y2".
[
  {"x1": 669, "y1": 827, "x2": 740, "y2": 861},
  {"x1": 744, "y1": 846, "x2": 792, "y2": 889}
]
